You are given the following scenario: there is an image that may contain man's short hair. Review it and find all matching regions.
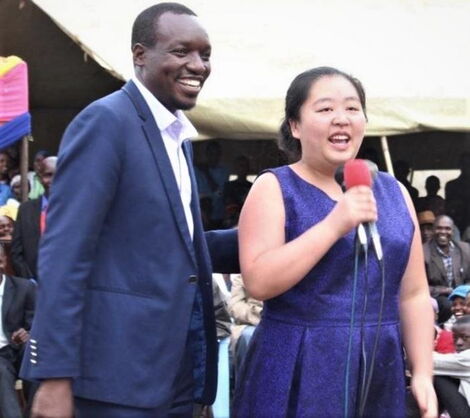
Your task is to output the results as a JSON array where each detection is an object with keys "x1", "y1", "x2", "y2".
[
  {"x1": 131, "y1": 2, "x2": 197, "y2": 48},
  {"x1": 434, "y1": 214, "x2": 454, "y2": 228},
  {"x1": 454, "y1": 315, "x2": 470, "y2": 328}
]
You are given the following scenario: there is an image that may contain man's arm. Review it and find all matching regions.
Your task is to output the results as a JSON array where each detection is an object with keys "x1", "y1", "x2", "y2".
[
  {"x1": 433, "y1": 351, "x2": 470, "y2": 380},
  {"x1": 205, "y1": 229, "x2": 239, "y2": 274},
  {"x1": 23, "y1": 102, "x2": 124, "y2": 380},
  {"x1": 228, "y1": 274, "x2": 261, "y2": 326}
]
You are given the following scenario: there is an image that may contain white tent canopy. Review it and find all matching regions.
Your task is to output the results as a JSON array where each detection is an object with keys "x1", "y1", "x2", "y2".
[{"x1": 32, "y1": 0, "x2": 470, "y2": 140}]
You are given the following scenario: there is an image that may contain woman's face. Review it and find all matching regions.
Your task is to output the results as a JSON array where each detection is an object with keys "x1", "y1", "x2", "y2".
[{"x1": 290, "y1": 75, "x2": 366, "y2": 171}]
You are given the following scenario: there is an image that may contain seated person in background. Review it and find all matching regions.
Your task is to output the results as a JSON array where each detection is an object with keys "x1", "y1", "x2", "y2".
[
  {"x1": 0, "y1": 215, "x2": 13, "y2": 241},
  {"x1": 227, "y1": 274, "x2": 262, "y2": 380},
  {"x1": 433, "y1": 298, "x2": 455, "y2": 354},
  {"x1": 433, "y1": 315, "x2": 470, "y2": 418},
  {"x1": 445, "y1": 152, "x2": 470, "y2": 234},
  {"x1": 28, "y1": 150, "x2": 48, "y2": 200},
  {"x1": 11, "y1": 156, "x2": 57, "y2": 280},
  {"x1": 443, "y1": 286, "x2": 470, "y2": 331},
  {"x1": 8, "y1": 174, "x2": 31, "y2": 208},
  {"x1": 393, "y1": 159, "x2": 419, "y2": 205},
  {"x1": 0, "y1": 244, "x2": 36, "y2": 417},
  {"x1": 424, "y1": 215, "x2": 470, "y2": 323},
  {"x1": 418, "y1": 210, "x2": 436, "y2": 244},
  {"x1": 416, "y1": 175, "x2": 445, "y2": 216},
  {"x1": 0, "y1": 214, "x2": 15, "y2": 276},
  {"x1": 0, "y1": 151, "x2": 11, "y2": 206}
]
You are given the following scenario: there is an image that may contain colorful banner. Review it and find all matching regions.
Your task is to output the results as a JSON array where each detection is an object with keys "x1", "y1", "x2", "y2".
[{"x1": 0, "y1": 56, "x2": 30, "y2": 146}]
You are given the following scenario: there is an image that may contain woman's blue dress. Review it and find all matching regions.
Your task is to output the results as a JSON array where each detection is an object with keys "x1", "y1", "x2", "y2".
[{"x1": 232, "y1": 166, "x2": 414, "y2": 417}]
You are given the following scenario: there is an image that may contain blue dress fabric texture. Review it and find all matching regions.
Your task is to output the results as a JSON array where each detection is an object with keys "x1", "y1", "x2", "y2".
[{"x1": 232, "y1": 165, "x2": 414, "y2": 417}]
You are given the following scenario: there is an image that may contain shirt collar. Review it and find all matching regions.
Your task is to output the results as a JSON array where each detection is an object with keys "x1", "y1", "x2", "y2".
[
  {"x1": 0, "y1": 274, "x2": 5, "y2": 296},
  {"x1": 41, "y1": 195, "x2": 49, "y2": 210},
  {"x1": 131, "y1": 77, "x2": 198, "y2": 144},
  {"x1": 435, "y1": 240, "x2": 455, "y2": 257}
]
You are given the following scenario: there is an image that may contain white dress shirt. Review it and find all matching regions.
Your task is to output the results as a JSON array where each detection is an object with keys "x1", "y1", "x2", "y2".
[
  {"x1": 434, "y1": 349, "x2": 470, "y2": 406},
  {"x1": 132, "y1": 77, "x2": 195, "y2": 239},
  {"x1": 0, "y1": 275, "x2": 8, "y2": 349}
]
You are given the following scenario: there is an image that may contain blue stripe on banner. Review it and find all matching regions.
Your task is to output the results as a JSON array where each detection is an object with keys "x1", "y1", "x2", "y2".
[{"x1": 0, "y1": 112, "x2": 31, "y2": 147}]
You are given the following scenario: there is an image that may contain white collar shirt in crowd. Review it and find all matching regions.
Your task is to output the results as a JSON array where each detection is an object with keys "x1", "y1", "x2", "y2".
[
  {"x1": 433, "y1": 349, "x2": 470, "y2": 407},
  {"x1": 0, "y1": 275, "x2": 8, "y2": 349},
  {"x1": 132, "y1": 77, "x2": 195, "y2": 240}
]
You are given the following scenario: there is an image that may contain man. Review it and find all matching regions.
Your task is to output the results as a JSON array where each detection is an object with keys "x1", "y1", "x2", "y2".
[
  {"x1": 416, "y1": 175, "x2": 445, "y2": 216},
  {"x1": 433, "y1": 315, "x2": 470, "y2": 417},
  {"x1": 28, "y1": 150, "x2": 49, "y2": 200},
  {"x1": 393, "y1": 160, "x2": 419, "y2": 205},
  {"x1": 10, "y1": 156, "x2": 57, "y2": 280},
  {"x1": 424, "y1": 215, "x2": 470, "y2": 323},
  {"x1": 0, "y1": 244, "x2": 36, "y2": 417},
  {"x1": 446, "y1": 152, "x2": 470, "y2": 233},
  {"x1": 21, "y1": 3, "x2": 238, "y2": 417},
  {"x1": 417, "y1": 210, "x2": 436, "y2": 244}
]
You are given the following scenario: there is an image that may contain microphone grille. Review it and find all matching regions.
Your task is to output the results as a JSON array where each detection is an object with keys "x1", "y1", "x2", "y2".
[{"x1": 344, "y1": 159, "x2": 372, "y2": 189}]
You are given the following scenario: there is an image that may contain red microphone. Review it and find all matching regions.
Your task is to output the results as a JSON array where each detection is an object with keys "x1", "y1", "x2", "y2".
[
  {"x1": 338, "y1": 159, "x2": 383, "y2": 260},
  {"x1": 344, "y1": 159, "x2": 372, "y2": 190}
]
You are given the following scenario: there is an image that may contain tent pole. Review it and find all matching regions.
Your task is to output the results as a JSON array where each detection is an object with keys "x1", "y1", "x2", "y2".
[
  {"x1": 20, "y1": 135, "x2": 29, "y2": 202},
  {"x1": 380, "y1": 135, "x2": 394, "y2": 176}
]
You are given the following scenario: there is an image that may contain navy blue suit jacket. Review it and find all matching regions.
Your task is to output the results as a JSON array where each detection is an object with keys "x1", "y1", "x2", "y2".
[{"x1": 20, "y1": 81, "x2": 238, "y2": 408}]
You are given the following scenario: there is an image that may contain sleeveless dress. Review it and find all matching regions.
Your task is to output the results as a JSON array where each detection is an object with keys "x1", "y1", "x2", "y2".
[{"x1": 232, "y1": 165, "x2": 414, "y2": 417}]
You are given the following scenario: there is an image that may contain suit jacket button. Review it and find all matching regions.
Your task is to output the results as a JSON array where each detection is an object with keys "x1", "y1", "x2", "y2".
[{"x1": 188, "y1": 275, "x2": 198, "y2": 284}]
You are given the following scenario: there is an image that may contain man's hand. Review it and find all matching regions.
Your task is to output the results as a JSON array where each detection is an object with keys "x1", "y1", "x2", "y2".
[
  {"x1": 31, "y1": 379, "x2": 74, "y2": 418},
  {"x1": 11, "y1": 328, "x2": 29, "y2": 344}
]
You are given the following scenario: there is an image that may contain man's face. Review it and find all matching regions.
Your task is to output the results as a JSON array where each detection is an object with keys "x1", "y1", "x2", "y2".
[
  {"x1": 464, "y1": 295, "x2": 470, "y2": 315},
  {"x1": 34, "y1": 154, "x2": 45, "y2": 174},
  {"x1": 0, "y1": 153, "x2": 9, "y2": 175},
  {"x1": 12, "y1": 182, "x2": 21, "y2": 200},
  {"x1": 39, "y1": 159, "x2": 57, "y2": 196},
  {"x1": 452, "y1": 323, "x2": 470, "y2": 352},
  {"x1": 0, "y1": 216, "x2": 12, "y2": 238},
  {"x1": 434, "y1": 217, "x2": 453, "y2": 249},
  {"x1": 133, "y1": 12, "x2": 211, "y2": 113},
  {"x1": 420, "y1": 223, "x2": 434, "y2": 243},
  {"x1": 0, "y1": 252, "x2": 6, "y2": 273},
  {"x1": 451, "y1": 297, "x2": 467, "y2": 318}
]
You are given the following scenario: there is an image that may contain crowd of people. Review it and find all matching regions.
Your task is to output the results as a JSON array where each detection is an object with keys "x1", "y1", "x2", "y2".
[{"x1": 0, "y1": 148, "x2": 57, "y2": 417}]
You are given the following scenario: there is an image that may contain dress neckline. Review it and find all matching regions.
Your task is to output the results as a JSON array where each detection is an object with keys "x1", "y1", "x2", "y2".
[{"x1": 285, "y1": 166, "x2": 338, "y2": 203}]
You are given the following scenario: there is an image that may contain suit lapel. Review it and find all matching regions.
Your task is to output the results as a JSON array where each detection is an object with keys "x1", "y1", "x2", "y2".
[
  {"x1": 33, "y1": 198, "x2": 42, "y2": 239},
  {"x1": 2, "y1": 276, "x2": 14, "y2": 325},
  {"x1": 430, "y1": 244, "x2": 450, "y2": 281},
  {"x1": 123, "y1": 81, "x2": 197, "y2": 266},
  {"x1": 183, "y1": 140, "x2": 204, "y2": 238}
]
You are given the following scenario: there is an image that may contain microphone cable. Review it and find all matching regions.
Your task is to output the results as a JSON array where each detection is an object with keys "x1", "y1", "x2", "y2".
[
  {"x1": 343, "y1": 233, "x2": 367, "y2": 418},
  {"x1": 358, "y1": 239, "x2": 369, "y2": 412},
  {"x1": 358, "y1": 254, "x2": 386, "y2": 416}
]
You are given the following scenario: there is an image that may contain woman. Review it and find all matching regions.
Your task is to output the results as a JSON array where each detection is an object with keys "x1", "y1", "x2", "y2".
[{"x1": 233, "y1": 67, "x2": 436, "y2": 417}]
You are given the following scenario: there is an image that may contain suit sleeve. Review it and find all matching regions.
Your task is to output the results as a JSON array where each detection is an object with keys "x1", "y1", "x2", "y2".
[
  {"x1": 23, "y1": 281, "x2": 36, "y2": 331},
  {"x1": 205, "y1": 228, "x2": 239, "y2": 274},
  {"x1": 433, "y1": 351, "x2": 470, "y2": 380},
  {"x1": 23, "y1": 102, "x2": 124, "y2": 379},
  {"x1": 10, "y1": 206, "x2": 34, "y2": 279}
]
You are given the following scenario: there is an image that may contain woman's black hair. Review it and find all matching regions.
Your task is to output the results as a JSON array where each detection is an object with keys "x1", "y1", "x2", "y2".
[{"x1": 279, "y1": 66, "x2": 366, "y2": 162}]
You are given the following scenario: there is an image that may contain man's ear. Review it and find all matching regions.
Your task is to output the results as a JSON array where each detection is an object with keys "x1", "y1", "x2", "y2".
[{"x1": 132, "y1": 43, "x2": 146, "y2": 66}]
